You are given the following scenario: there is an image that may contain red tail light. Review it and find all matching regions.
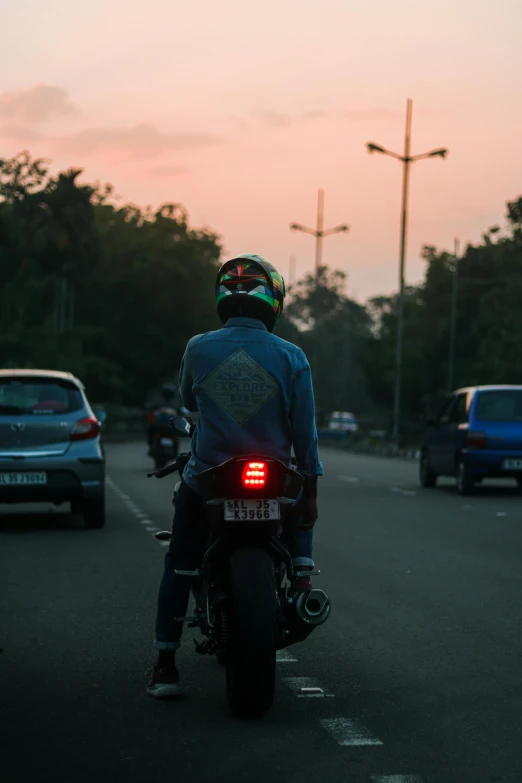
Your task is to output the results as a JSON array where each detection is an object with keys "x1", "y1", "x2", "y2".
[
  {"x1": 70, "y1": 417, "x2": 100, "y2": 441},
  {"x1": 465, "y1": 430, "x2": 486, "y2": 449},
  {"x1": 242, "y1": 461, "x2": 267, "y2": 488}
]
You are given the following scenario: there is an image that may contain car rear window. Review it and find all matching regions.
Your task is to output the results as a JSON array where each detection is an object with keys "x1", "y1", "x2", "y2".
[
  {"x1": 0, "y1": 378, "x2": 84, "y2": 415},
  {"x1": 475, "y1": 390, "x2": 522, "y2": 422}
]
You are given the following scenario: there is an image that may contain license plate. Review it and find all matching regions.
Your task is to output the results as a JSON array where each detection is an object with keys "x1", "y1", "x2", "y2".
[
  {"x1": 503, "y1": 459, "x2": 522, "y2": 470},
  {"x1": 160, "y1": 438, "x2": 174, "y2": 447},
  {"x1": 0, "y1": 472, "x2": 47, "y2": 486},
  {"x1": 224, "y1": 499, "x2": 280, "y2": 521}
]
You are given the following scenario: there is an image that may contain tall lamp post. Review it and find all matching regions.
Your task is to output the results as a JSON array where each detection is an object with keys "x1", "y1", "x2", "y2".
[
  {"x1": 447, "y1": 238, "x2": 460, "y2": 391},
  {"x1": 290, "y1": 188, "x2": 349, "y2": 276},
  {"x1": 366, "y1": 98, "x2": 448, "y2": 443}
]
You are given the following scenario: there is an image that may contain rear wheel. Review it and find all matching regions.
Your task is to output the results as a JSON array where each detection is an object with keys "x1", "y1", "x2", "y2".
[
  {"x1": 420, "y1": 453, "x2": 437, "y2": 488},
  {"x1": 226, "y1": 547, "x2": 278, "y2": 718},
  {"x1": 456, "y1": 460, "x2": 474, "y2": 496},
  {"x1": 83, "y1": 496, "x2": 106, "y2": 529}
]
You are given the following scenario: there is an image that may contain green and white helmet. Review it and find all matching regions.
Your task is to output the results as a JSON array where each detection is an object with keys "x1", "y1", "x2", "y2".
[{"x1": 215, "y1": 254, "x2": 286, "y2": 332}]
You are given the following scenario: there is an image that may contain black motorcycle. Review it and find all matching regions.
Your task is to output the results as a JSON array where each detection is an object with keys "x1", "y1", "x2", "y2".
[
  {"x1": 149, "y1": 406, "x2": 179, "y2": 470},
  {"x1": 148, "y1": 416, "x2": 331, "y2": 718}
]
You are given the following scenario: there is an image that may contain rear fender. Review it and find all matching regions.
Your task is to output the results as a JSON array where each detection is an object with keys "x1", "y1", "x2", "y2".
[{"x1": 195, "y1": 455, "x2": 304, "y2": 503}]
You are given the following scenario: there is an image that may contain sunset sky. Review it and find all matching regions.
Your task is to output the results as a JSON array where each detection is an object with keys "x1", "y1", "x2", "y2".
[{"x1": 2, "y1": 0, "x2": 521, "y2": 300}]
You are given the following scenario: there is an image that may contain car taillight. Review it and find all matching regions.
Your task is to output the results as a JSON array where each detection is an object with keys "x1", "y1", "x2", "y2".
[
  {"x1": 465, "y1": 430, "x2": 486, "y2": 449},
  {"x1": 242, "y1": 461, "x2": 267, "y2": 488},
  {"x1": 70, "y1": 417, "x2": 100, "y2": 441}
]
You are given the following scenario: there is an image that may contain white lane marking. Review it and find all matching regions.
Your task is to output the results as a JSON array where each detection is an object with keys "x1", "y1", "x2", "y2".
[
  {"x1": 276, "y1": 650, "x2": 298, "y2": 662},
  {"x1": 283, "y1": 677, "x2": 334, "y2": 697},
  {"x1": 370, "y1": 777, "x2": 423, "y2": 782},
  {"x1": 391, "y1": 487, "x2": 417, "y2": 497},
  {"x1": 320, "y1": 717, "x2": 383, "y2": 746},
  {"x1": 107, "y1": 477, "x2": 167, "y2": 548},
  {"x1": 496, "y1": 512, "x2": 507, "y2": 517},
  {"x1": 338, "y1": 475, "x2": 359, "y2": 483}
]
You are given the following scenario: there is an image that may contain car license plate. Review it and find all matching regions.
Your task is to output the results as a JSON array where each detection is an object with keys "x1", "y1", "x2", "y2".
[
  {"x1": 503, "y1": 459, "x2": 522, "y2": 470},
  {"x1": 160, "y1": 438, "x2": 174, "y2": 447},
  {"x1": 0, "y1": 472, "x2": 47, "y2": 486},
  {"x1": 224, "y1": 499, "x2": 280, "y2": 521}
]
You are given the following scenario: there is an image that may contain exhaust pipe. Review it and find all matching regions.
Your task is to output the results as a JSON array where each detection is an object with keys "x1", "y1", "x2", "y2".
[{"x1": 294, "y1": 588, "x2": 331, "y2": 627}]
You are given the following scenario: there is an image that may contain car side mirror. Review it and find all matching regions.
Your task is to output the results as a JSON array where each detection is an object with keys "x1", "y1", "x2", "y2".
[{"x1": 171, "y1": 416, "x2": 193, "y2": 437}]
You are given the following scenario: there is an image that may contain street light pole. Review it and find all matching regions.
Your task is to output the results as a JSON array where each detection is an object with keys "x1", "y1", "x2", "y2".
[
  {"x1": 290, "y1": 189, "x2": 349, "y2": 277},
  {"x1": 289, "y1": 254, "x2": 296, "y2": 286},
  {"x1": 366, "y1": 98, "x2": 448, "y2": 444},
  {"x1": 394, "y1": 98, "x2": 412, "y2": 447},
  {"x1": 447, "y1": 237, "x2": 460, "y2": 391}
]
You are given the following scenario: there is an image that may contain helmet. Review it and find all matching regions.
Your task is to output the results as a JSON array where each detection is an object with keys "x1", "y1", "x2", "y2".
[
  {"x1": 215, "y1": 254, "x2": 285, "y2": 332},
  {"x1": 161, "y1": 383, "x2": 176, "y2": 402}
]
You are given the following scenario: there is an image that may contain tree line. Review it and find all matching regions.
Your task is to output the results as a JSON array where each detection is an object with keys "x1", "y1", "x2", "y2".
[{"x1": 2, "y1": 150, "x2": 521, "y2": 437}]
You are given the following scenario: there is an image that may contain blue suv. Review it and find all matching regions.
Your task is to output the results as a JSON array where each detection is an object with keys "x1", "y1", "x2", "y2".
[{"x1": 420, "y1": 385, "x2": 522, "y2": 494}]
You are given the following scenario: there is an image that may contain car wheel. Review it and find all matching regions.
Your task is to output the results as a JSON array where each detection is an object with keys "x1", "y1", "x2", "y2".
[
  {"x1": 456, "y1": 460, "x2": 474, "y2": 495},
  {"x1": 83, "y1": 496, "x2": 106, "y2": 529},
  {"x1": 516, "y1": 477, "x2": 522, "y2": 491},
  {"x1": 420, "y1": 453, "x2": 437, "y2": 488}
]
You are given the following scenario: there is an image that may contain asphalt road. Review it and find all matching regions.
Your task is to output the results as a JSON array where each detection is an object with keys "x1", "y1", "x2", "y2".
[{"x1": 2, "y1": 443, "x2": 522, "y2": 783}]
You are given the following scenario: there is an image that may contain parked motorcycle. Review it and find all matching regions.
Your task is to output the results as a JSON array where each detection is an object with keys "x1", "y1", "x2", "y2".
[
  {"x1": 148, "y1": 415, "x2": 331, "y2": 718},
  {"x1": 148, "y1": 406, "x2": 178, "y2": 470}
]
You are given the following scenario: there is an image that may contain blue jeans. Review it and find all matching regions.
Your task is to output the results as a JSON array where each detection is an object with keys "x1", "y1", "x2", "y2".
[{"x1": 154, "y1": 480, "x2": 314, "y2": 650}]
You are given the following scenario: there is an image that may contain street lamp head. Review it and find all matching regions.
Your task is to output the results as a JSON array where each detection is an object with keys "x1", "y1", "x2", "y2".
[
  {"x1": 429, "y1": 148, "x2": 448, "y2": 159},
  {"x1": 366, "y1": 142, "x2": 386, "y2": 154},
  {"x1": 290, "y1": 223, "x2": 300, "y2": 231}
]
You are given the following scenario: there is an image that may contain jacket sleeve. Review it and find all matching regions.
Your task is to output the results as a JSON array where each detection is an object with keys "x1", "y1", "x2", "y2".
[
  {"x1": 289, "y1": 353, "x2": 324, "y2": 477},
  {"x1": 178, "y1": 342, "x2": 198, "y2": 412}
]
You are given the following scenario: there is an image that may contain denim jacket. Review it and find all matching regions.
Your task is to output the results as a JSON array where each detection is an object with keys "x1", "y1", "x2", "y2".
[{"x1": 179, "y1": 317, "x2": 323, "y2": 490}]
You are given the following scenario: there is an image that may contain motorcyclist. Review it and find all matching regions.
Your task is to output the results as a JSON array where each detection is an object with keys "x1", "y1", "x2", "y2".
[
  {"x1": 146, "y1": 383, "x2": 177, "y2": 453},
  {"x1": 147, "y1": 254, "x2": 323, "y2": 698}
]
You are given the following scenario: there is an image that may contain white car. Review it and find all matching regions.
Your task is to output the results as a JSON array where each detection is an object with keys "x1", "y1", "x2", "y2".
[{"x1": 327, "y1": 411, "x2": 359, "y2": 433}]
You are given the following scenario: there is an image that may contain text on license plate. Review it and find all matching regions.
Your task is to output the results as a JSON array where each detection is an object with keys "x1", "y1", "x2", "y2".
[
  {"x1": 0, "y1": 472, "x2": 47, "y2": 486},
  {"x1": 224, "y1": 499, "x2": 280, "y2": 521},
  {"x1": 503, "y1": 459, "x2": 522, "y2": 470}
]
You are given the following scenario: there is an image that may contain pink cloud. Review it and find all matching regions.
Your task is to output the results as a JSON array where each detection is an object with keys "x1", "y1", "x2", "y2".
[
  {"x1": 0, "y1": 124, "x2": 46, "y2": 142},
  {"x1": 0, "y1": 85, "x2": 77, "y2": 123},
  {"x1": 59, "y1": 123, "x2": 226, "y2": 159}
]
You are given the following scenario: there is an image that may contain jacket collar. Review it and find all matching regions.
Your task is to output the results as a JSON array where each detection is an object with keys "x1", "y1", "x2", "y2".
[{"x1": 223, "y1": 317, "x2": 267, "y2": 331}]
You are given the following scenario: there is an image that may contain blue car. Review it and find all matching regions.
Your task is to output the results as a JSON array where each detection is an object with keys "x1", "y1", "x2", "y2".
[{"x1": 420, "y1": 385, "x2": 522, "y2": 494}]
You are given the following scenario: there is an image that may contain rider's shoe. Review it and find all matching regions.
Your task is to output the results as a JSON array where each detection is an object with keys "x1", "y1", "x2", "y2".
[{"x1": 146, "y1": 664, "x2": 181, "y2": 698}]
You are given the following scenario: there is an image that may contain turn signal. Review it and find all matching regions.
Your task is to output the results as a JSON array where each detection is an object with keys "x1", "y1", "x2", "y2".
[{"x1": 242, "y1": 461, "x2": 267, "y2": 488}]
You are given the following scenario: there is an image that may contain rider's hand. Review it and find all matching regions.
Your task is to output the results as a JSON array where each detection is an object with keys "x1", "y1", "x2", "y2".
[{"x1": 300, "y1": 498, "x2": 318, "y2": 530}]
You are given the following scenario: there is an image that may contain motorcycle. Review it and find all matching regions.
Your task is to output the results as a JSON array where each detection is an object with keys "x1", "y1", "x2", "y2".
[
  {"x1": 148, "y1": 406, "x2": 179, "y2": 470},
  {"x1": 148, "y1": 415, "x2": 331, "y2": 718}
]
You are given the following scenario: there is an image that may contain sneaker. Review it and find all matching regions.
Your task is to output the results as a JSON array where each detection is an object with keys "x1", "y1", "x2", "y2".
[{"x1": 146, "y1": 665, "x2": 181, "y2": 699}]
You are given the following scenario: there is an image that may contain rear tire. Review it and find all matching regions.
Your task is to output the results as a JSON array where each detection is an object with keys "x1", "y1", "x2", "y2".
[
  {"x1": 420, "y1": 453, "x2": 437, "y2": 488},
  {"x1": 226, "y1": 547, "x2": 278, "y2": 718},
  {"x1": 83, "y1": 496, "x2": 106, "y2": 529}
]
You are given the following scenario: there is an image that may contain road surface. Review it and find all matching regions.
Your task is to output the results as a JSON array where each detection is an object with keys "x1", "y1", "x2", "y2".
[{"x1": 2, "y1": 443, "x2": 522, "y2": 783}]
